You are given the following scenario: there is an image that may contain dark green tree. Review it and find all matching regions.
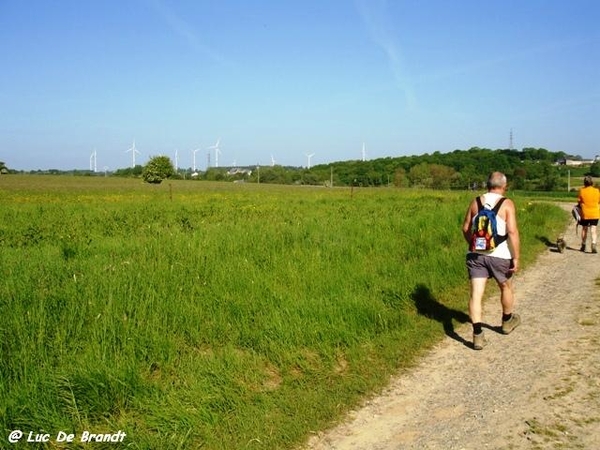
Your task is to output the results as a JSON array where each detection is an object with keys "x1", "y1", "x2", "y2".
[
  {"x1": 142, "y1": 156, "x2": 175, "y2": 184},
  {"x1": 408, "y1": 162, "x2": 432, "y2": 187},
  {"x1": 204, "y1": 168, "x2": 227, "y2": 181},
  {"x1": 393, "y1": 167, "x2": 409, "y2": 187},
  {"x1": 114, "y1": 165, "x2": 143, "y2": 177},
  {"x1": 537, "y1": 162, "x2": 560, "y2": 191},
  {"x1": 589, "y1": 161, "x2": 600, "y2": 177}
]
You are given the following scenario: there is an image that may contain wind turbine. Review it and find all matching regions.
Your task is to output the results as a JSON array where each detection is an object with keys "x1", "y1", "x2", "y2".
[
  {"x1": 271, "y1": 154, "x2": 276, "y2": 166},
  {"x1": 207, "y1": 138, "x2": 221, "y2": 167},
  {"x1": 362, "y1": 142, "x2": 366, "y2": 162},
  {"x1": 90, "y1": 149, "x2": 97, "y2": 172},
  {"x1": 126, "y1": 140, "x2": 140, "y2": 168},
  {"x1": 174, "y1": 149, "x2": 179, "y2": 172},
  {"x1": 305, "y1": 153, "x2": 315, "y2": 169},
  {"x1": 192, "y1": 147, "x2": 201, "y2": 172}
]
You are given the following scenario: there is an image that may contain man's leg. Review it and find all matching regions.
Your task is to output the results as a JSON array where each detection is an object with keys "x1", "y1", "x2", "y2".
[
  {"x1": 469, "y1": 277, "x2": 488, "y2": 349},
  {"x1": 498, "y1": 277, "x2": 515, "y2": 315},
  {"x1": 581, "y1": 226, "x2": 588, "y2": 251},
  {"x1": 469, "y1": 277, "x2": 487, "y2": 324},
  {"x1": 590, "y1": 225, "x2": 597, "y2": 253},
  {"x1": 498, "y1": 277, "x2": 520, "y2": 334}
]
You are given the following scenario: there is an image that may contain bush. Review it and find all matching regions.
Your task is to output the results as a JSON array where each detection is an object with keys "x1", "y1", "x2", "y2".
[{"x1": 142, "y1": 156, "x2": 175, "y2": 184}]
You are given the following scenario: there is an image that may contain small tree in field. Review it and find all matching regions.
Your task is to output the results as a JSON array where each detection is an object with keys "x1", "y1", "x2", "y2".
[{"x1": 142, "y1": 156, "x2": 175, "y2": 184}]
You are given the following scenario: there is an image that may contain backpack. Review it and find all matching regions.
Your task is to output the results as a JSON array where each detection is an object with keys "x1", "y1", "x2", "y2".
[
  {"x1": 571, "y1": 204, "x2": 582, "y2": 223},
  {"x1": 572, "y1": 204, "x2": 582, "y2": 235},
  {"x1": 470, "y1": 197, "x2": 507, "y2": 252}
]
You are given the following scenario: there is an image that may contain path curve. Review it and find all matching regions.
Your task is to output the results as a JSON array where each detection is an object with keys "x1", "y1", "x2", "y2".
[{"x1": 304, "y1": 204, "x2": 600, "y2": 450}]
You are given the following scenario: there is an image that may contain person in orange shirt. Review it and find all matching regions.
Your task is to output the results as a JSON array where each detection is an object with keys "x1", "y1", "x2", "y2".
[{"x1": 577, "y1": 175, "x2": 600, "y2": 253}]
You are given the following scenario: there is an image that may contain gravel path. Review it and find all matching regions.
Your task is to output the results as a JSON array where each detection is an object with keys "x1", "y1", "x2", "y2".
[{"x1": 304, "y1": 205, "x2": 600, "y2": 450}]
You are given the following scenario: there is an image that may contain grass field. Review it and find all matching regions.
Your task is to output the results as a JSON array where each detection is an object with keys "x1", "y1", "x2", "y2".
[{"x1": 0, "y1": 175, "x2": 570, "y2": 449}]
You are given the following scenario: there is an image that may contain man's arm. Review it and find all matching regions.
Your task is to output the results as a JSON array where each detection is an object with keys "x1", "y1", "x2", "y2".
[
  {"x1": 504, "y1": 199, "x2": 520, "y2": 272},
  {"x1": 462, "y1": 199, "x2": 477, "y2": 244}
]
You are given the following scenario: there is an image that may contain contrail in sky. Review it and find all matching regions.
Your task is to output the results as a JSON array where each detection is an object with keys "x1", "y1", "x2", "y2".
[
  {"x1": 147, "y1": 0, "x2": 231, "y2": 67},
  {"x1": 355, "y1": 0, "x2": 417, "y2": 110},
  {"x1": 421, "y1": 36, "x2": 596, "y2": 83}
]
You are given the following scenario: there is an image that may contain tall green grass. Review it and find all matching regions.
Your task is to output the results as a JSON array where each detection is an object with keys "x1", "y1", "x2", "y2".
[{"x1": 0, "y1": 176, "x2": 569, "y2": 449}]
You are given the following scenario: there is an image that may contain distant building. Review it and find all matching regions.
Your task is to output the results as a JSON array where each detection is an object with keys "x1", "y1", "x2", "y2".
[
  {"x1": 227, "y1": 168, "x2": 252, "y2": 176},
  {"x1": 556, "y1": 157, "x2": 597, "y2": 166}
]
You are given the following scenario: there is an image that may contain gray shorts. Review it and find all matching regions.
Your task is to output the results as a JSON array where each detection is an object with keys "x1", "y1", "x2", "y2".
[{"x1": 466, "y1": 253, "x2": 513, "y2": 283}]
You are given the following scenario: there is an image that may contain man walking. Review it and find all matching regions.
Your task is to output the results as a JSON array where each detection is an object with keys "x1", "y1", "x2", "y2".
[
  {"x1": 462, "y1": 172, "x2": 521, "y2": 350},
  {"x1": 577, "y1": 175, "x2": 599, "y2": 253}
]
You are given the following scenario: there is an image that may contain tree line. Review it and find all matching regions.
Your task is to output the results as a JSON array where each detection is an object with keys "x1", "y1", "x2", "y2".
[
  {"x1": 5, "y1": 147, "x2": 599, "y2": 191},
  {"x1": 191, "y1": 147, "x2": 600, "y2": 191}
]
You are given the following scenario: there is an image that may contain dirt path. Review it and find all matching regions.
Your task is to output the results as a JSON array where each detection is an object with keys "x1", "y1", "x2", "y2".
[{"x1": 304, "y1": 206, "x2": 600, "y2": 450}]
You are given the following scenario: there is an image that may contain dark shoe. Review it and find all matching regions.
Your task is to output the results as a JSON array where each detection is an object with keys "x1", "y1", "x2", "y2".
[
  {"x1": 593, "y1": 244, "x2": 597, "y2": 254},
  {"x1": 502, "y1": 313, "x2": 521, "y2": 335},
  {"x1": 580, "y1": 244, "x2": 586, "y2": 252},
  {"x1": 473, "y1": 331, "x2": 488, "y2": 350}
]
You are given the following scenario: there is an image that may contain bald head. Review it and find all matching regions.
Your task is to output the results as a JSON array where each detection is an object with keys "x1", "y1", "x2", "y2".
[{"x1": 487, "y1": 172, "x2": 507, "y2": 190}]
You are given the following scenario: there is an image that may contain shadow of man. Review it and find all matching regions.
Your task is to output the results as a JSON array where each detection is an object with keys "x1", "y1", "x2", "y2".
[{"x1": 410, "y1": 283, "x2": 471, "y2": 347}]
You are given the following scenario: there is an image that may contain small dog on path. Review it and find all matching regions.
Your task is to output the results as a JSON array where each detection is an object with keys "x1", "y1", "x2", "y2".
[{"x1": 556, "y1": 236, "x2": 566, "y2": 253}]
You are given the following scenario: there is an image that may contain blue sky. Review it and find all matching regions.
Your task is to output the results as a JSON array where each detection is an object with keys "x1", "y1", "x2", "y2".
[{"x1": 1, "y1": 0, "x2": 599, "y2": 171}]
